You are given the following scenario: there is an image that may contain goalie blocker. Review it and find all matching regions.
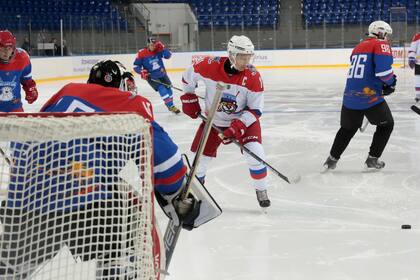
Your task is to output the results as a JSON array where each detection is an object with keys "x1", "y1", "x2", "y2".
[{"x1": 155, "y1": 155, "x2": 222, "y2": 231}]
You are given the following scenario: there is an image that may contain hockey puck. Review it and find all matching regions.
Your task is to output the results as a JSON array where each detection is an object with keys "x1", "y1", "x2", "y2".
[{"x1": 401, "y1": 224, "x2": 411, "y2": 229}]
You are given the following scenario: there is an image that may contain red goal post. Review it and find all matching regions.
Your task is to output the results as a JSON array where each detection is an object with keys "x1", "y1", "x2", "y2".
[{"x1": 0, "y1": 112, "x2": 163, "y2": 280}]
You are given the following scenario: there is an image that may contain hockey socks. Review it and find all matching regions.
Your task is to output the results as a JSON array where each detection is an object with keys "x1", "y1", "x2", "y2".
[{"x1": 157, "y1": 85, "x2": 174, "y2": 108}]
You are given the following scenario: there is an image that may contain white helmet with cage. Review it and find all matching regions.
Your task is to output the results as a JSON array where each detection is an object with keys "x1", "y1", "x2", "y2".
[
  {"x1": 227, "y1": 35, "x2": 255, "y2": 69},
  {"x1": 368, "y1": 21, "x2": 392, "y2": 39}
]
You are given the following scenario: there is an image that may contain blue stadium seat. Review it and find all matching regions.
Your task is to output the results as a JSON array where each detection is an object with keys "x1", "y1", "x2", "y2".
[
  {"x1": 302, "y1": 0, "x2": 420, "y2": 25},
  {"x1": 0, "y1": 0, "x2": 127, "y2": 31}
]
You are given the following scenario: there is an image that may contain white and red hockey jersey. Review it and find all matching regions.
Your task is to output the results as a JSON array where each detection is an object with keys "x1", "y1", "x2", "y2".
[
  {"x1": 182, "y1": 56, "x2": 264, "y2": 128},
  {"x1": 408, "y1": 32, "x2": 420, "y2": 65}
]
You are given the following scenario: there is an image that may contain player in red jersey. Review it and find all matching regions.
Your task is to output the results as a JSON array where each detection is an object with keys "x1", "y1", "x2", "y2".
[
  {"x1": 408, "y1": 32, "x2": 420, "y2": 102},
  {"x1": 180, "y1": 35, "x2": 270, "y2": 209},
  {"x1": 0, "y1": 30, "x2": 38, "y2": 112}
]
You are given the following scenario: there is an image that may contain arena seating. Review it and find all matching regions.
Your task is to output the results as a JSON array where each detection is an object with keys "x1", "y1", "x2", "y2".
[
  {"x1": 302, "y1": 0, "x2": 420, "y2": 26},
  {"x1": 141, "y1": 0, "x2": 280, "y2": 27},
  {"x1": 190, "y1": 0, "x2": 279, "y2": 27},
  {"x1": 0, "y1": 0, "x2": 126, "y2": 30}
]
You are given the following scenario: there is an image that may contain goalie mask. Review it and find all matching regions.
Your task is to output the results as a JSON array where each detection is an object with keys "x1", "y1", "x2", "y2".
[
  {"x1": 0, "y1": 30, "x2": 16, "y2": 64},
  {"x1": 227, "y1": 35, "x2": 255, "y2": 71},
  {"x1": 368, "y1": 21, "x2": 392, "y2": 40},
  {"x1": 88, "y1": 60, "x2": 137, "y2": 94}
]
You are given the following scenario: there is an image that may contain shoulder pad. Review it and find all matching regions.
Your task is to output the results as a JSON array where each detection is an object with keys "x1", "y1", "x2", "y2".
[
  {"x1": 207, "y1": 56, "x2": 222, "y2": 64},
  {"x1": 246, "y1": 64, "x2": 258, "y2": 73}
]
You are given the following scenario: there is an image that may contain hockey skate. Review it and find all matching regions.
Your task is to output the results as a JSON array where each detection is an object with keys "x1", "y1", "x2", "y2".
[
  {"x1": 168, "y1": 105, "x2": 181, "y2": 114},
  {"x1": 322, "y1": 155, "x2": 338, "y2": 172},
  {"x1": 256, "y1": 190, "x2": 271, "y2": 209},
  {"x1": 364, "y1": 155, "x2": 385, "y2": 170}
]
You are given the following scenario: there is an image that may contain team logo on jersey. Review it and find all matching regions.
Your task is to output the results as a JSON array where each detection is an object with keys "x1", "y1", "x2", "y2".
[
  {"x1": 362, "y1": 87, "x2": 376, "y2": 96},
  {"x1": 0, "y1": 86, "x2": 14, "y2": 101},
  {"x1": 191, "y1": 55, "x2": 207, "y2": 65},
  {"x1": 217, "y1": 93, "x2": 238, "y2": 114}
]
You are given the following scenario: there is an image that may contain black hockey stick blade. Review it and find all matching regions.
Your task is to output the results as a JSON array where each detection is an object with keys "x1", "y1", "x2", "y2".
[{"x1": 411, "y1": 105, "x2": 420, "y2": 115}]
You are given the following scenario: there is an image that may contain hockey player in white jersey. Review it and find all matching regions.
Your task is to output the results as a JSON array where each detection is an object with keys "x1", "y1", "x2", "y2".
[
  {"x1": 408, "y1": 32, "x2": 420, "y2": 102},
  {"x1": 180, "y1": 35, "x2": 270, "y2": 208}
]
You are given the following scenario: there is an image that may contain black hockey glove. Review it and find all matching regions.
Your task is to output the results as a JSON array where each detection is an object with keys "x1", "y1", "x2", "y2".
[
  {"x1": 175, "y1": 195, "x2": 201, "y2": 231},
  {"x1": 155, "y1": 190, "x2": 201, "y2": 231},
  {"x1": 382, "y1": 75, "x2": 397, "y2": 96}
]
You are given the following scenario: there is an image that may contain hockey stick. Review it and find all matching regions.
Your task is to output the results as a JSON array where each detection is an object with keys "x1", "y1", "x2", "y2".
[
  {"x1": 149, "y1": 78, "x2": 205, "y2": 100},
  {"x1": 411, "y1": 104, "x2": 420, "y2": 115},
  {"x1": 150, "y1": 78, "x2": 184, "y2": 92},
  {"x1": 359, "y1": 117, "x2": 369, "y2": 132},
  {"x1": 163, "y1": 82, "x2": 224, "y2": 272},
  {"x1": 198, "y1": 114, "x2": 300, "y2": 184}
]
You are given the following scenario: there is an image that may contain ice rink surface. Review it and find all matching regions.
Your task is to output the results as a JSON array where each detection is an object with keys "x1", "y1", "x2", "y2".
[{"x1": 31, "y1": 67, "x2": 420, "y2": 280}]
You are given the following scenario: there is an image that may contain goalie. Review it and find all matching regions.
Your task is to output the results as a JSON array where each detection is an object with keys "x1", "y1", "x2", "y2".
[{"x1": 0, "y1": 60, "x2": 221, "y2": 279}]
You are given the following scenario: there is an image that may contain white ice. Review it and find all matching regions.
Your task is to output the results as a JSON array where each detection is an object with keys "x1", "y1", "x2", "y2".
[{"x1": 26, "y1": 67, "x2": 420, "y2": 280}]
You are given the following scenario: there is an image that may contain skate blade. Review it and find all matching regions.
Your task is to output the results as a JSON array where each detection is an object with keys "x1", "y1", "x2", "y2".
[
  {"x1": 363, "y1": 165, "x2": 383, "y2": 172},
  {"x1": 320, "y1": 165, "x2": 332, "y2": 174}
]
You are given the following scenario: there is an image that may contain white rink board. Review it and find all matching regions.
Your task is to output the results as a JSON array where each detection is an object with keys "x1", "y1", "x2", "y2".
[{"x1": 30, "y1": 47, "x2": 406, "y2": 80}]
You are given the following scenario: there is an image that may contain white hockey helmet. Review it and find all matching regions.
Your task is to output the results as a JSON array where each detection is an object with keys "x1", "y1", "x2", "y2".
[
  {"x1": 227, "y1": 35, "x2": 255, "y2": 56},
  {"x1": 227, "y1": 35, "x2": 255, "y2": 70},
  {"x1": 368, "y1": 21, "x2": 392, "y2": 39}
]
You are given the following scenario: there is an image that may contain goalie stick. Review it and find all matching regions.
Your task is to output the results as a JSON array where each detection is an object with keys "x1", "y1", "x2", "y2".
[
  {"x1": 198, "y1": 114, "x2": 301, "y2": 184},
  {"x1": 411, "y1": 104, "x2": 420, "y2": 115},
  {"x1": 163, "y1": 82, "x2": 225, "y2": 272}
]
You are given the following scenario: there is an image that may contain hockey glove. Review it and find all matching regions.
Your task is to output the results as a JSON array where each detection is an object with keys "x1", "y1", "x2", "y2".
[
  {"x1": 409, "y1": 57, "x2": 416, "y2": 69},
  {"x1": 140, "y1": 69, "x2": 150, "y2": 80},
  {"x1": 180, "y1": 93, "x2": 201, "y2": 119},
  {"x1": 155, "y1": 190, "x2": 201, "y2": 231},
  {"x1": 22, "y1": 79, "x2": 38, "y2": 104},
  {"x1": 222, "y1": 119, "x2": 247, "y2": 141},
  {"x1": 174, "y1": 193, "x2": 201, "y2": 231},
  {"x1": 154, "y1": 40, "x2": 165, "y2": 53},
  {"x1": 382, "y1": 75, "x2": 397, "y2": 96}
]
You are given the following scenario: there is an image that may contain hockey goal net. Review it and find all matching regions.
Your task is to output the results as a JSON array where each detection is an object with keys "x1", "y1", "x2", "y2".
[{"x1": 0, "y1": 113, "x2": 161, "y2": 280}]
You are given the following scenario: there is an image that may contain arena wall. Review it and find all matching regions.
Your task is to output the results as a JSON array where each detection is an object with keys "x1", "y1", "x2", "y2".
[{"x1": 32, "y1": 47, "x2": 406, "y2": 83}]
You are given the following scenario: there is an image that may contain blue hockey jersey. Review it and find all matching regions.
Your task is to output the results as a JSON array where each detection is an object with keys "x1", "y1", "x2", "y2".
[
  {"x1": 0, "y1": 48, "x2": 33, "y2": 112},
  {"x1": 343, "y1": 37, "x2": 395, "y2": 110},
  {"x1": 133, "y1": 47, "x2": 171, "y2": 79}
]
